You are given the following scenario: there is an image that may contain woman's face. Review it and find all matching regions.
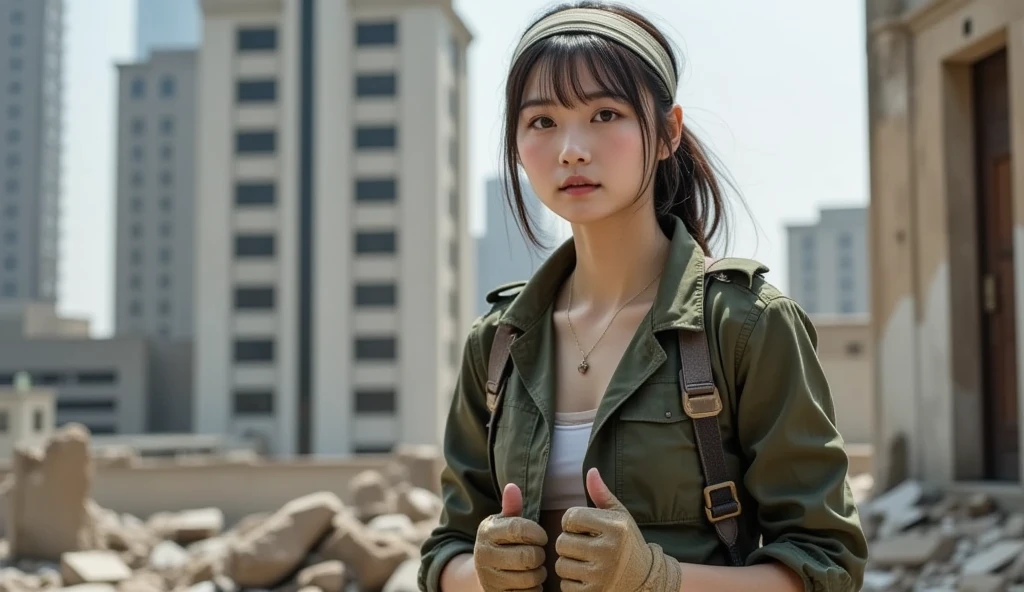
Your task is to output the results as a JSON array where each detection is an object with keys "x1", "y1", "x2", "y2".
[{"x1": 516, "y1": 64, "x2": 656, "y2": 226}]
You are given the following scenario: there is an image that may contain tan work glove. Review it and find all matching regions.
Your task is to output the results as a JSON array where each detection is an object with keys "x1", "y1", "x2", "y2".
[
  {"x1": 555, "y1": 468, "x2": 683, "y2": 592},
  {"x1": 474, "y1": 482, "x2": 548, "y2": 592}
]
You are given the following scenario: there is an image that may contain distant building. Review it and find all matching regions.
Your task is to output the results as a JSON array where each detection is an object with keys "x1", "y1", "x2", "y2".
[
  {"x1": 786, "y1": 206, "x2": 868, "y2": 315},
  {"x1": 476, "y1": 177, "x2": 560, "y2": 316}
]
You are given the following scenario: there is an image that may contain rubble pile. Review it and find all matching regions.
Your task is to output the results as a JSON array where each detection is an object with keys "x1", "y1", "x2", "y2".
[
  {"x1": 861, "y1": 478, "x2": 1024, "y2": 592},
  {"x1": 0, "y1": 425, "x2": 443, "y2": 592}
]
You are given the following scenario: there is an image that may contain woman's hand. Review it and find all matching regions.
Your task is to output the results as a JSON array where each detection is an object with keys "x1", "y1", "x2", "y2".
[
  {"x1": 555, "y1": 468, "x2": 683, "y2": 592},
  {"x1": 473, "y1": 482, "x2": 548, "y2": 592}
]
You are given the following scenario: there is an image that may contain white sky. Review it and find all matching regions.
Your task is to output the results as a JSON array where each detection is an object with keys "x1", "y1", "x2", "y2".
[{"x1": 58, "y1": 0, "x2": 867, "y2": 337}]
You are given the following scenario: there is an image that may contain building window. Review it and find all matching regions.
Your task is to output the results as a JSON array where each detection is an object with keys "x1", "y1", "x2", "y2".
[
  {"x1": 131, "y1": 78, "x2": 145, "y2": 98},
  {"x1": 450, "y1": 137, "x2": 458, "y2": 168},
  {"x1": 33, "y1": 409, "x2": 43, "y2": 432},
  {"x1": 235, "y1": 183, "x2": 275, "y2": 205},
  {"x1": 355, "y1": 389, "x2": 396, "y2": 413},
  {"x1": 237, "y1": 28, "x2": 277, "y2": 51},
  {"x1": 356, "y1": 74, "x2": 397, "y2": 97},
  {"x1": 356, "y1": 22, "x2": 397, "y2": 46},
  {"x1": 234, "y1": 391, "x2": 274, "y2": 415},
  {"x1": 450, "y1": 189, "x2": 459, "y2": 219},
  {"x1": 77, "y1": 371, "x2": 117, "y2": 385},
  {"x1": 356, "y1": 126, "x2": 396, "y2": 150},
  {"x1": 355, "y1": 337, "x2": 397, "y2": 361},
  {"x1": 355, "y1": 283, "x2": 396, "y2": 307},
  {"x1": 236, "y1": 131, "x2": 276, "y2": 154},
  {"x1": 356, "y1": 179, "x2": 396, "y2": 202},
  {"x1": 237, "y1": 80, "x2": 277, "y2": 103},
  {"x1": 355, "y1": 231, "x2": 396, "y2": 254},
  {"x1": 234, "y1": 339, "x2": 275, "y2": 362},
  {"x1": 160, "y1": 117, "x2": 174, "y2": 135},
  {"x1": 160, "y1": 76, "x2": 175, "y2": 97},
  {"x1": 450, "y1": 87, "x2": 458, "y2": 118},
  {"x1": 235, "y1": 235, "x2": 275, "y2": 257},
  {"x1": 57, "y1": 399, "x2": 117, "y2": 412},
  {"x1": 235, "y1": 287, "x2": 275, "y2": 309},
  {"x1": 0, "y1": 410, "x2": 7, "y2": 433},
  {"x1": 355, "y1": 443, "x2": 394, "y2": 454},
  {"x1": 131, "y1": 118, "x2": 144, "y2": 135}
]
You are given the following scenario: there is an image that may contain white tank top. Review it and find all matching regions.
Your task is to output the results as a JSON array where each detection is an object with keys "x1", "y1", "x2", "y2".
[{"x1": 541, "y1": 408, "x2": 597, "y2": 510}]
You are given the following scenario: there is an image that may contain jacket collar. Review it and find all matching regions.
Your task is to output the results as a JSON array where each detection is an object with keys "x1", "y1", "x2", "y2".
[{"x1": 500, "y1": 215, "x2": 709, "y2": 334}]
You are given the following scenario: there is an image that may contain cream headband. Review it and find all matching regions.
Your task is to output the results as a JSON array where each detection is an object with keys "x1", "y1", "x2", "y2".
[{"x1": 511, "y1": 7, "x2": 678, "y2": 97}]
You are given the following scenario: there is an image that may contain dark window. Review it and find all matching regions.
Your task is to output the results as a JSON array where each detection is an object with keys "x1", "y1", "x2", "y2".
[
  {"x1": 355, "y1": 389, "x2": 396, "y2": 413},
  {"x1": 131, "y1": 78, "x2": 145, "y2": 98},
  {"x1": 33, "y1": 409, "x2": 43, "y2": 431},
  {"x1": 449, "y1": 239, "x2": 458, "y2": 268},
  {"x1": 356, "y1": 179, "x2": 396, "y2": 202},
  {"x1": 35, "y1": 372, "x2": 64, "y2": 385},
  {"x1": 355, "y1": 283, "x2": 396, "y2": 307},
  {"x1": 0, "y1": 411, "x2": 7, "y2": 433},
  {"x1": 236, "y1": 131, "x2": 276, "y2": 154},
  {"x1": 235, "y1": 287, "x2": 275, "y2": 309},
  {"x1": 450, "y1": 87, "x2": 458, "y2": 118},
  {"x1": 449, "y1": 289, "x2": 459, "y2": 317},
  {"x1": 356, "y1": 74, "x2": 397, "y2": 97},
  {"x1": 235, "y1": 183, "x2": 275, "y2": 205},
  {"x1": 0, "y1": 374, "x2": 11, "y2": 385},
  {"x1": 355, "y1": 231, "x2": 396, "y2": 254},
  {"x1": 450, "y1": 137, "x2": 458, "y2": 168},
  {"x1": 160, "y1": 117, "x2": 174, "y2": 134},
  {"x1": 237, "y1": 80, "x2": 277, "y2": 103},
  {"x1": 356, "y1": 126, "x2": 396, "y2": 149},
  {"x1": 160, "y1": 76, "x2": 175, "y2": 97},
  {"x1": 77, "y1": 371, "x2": 117, "y2": 385},
  {"x1": 845, "y1": 341, "x2": 864, "y2": 356},
  {"x1": 234, "y1": 339, "x2": 275, "y2": 362},
  {"x1": 85, "y1": 424, "x2": 118, "y2": 435},
  {"x1": 235, "y1": 235, "x2": 275, "y2": 257},
  {"x1": 355, "y1": 337, "x2": 396, "y2": 360},
  {"x1": 56, "y1": 399, "x2": 117, "y2": 411},
  {"x1": 237, "y1": 28, "x2": 277, "y2": 51},
  {"x1": 234, "y1": 390, "x2": 274, "y2": 415},
  {"x1": 356, "y1": 22, "x2": 397, "y2": 46},
  {"x1": 131, "y1": 118, "x2": 144, "y2": 134},
  {"x1": 355, "y1": 443, "x2": 394, "y2": 454}
]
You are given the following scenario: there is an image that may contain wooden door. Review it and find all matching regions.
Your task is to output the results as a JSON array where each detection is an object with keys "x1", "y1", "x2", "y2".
[{"x1": 974, "y1": 49, "x2": 1017, "y2": 481}]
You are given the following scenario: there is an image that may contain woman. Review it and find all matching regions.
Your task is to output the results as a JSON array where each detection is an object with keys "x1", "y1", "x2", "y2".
[{"x1": 419, "y1": 2, "x2": 868, "y2": 591}]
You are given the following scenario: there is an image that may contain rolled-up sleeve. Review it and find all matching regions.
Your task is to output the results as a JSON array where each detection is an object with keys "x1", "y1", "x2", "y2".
[
  {"x1": 734, "y1": 296, "x2": 868, "y2": 592},
  {"x1": 418, "y1": 325, "x2": 501, "y2": 592}
]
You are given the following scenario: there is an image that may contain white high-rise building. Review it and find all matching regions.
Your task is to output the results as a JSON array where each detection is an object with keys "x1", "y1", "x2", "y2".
[
  {"x1": 0, "y1": 0, "x2": 64, "y2": 303},
  {"x1": 195, "y1": 0, "x2": 473, "y2": 456},
  {"x1": 786, "y1": 206, "x2": 869, "y2": 315},
  {"x1": 114, "y1": 50, "x2": 197, "y2": 340}
]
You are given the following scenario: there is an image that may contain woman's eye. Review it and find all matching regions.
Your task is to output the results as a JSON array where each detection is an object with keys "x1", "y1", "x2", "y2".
[
  {"x1": 594, "y1": 110, "x2": 618, "y2": 123},
  {"x1": 530, "y1": 117, "x2": 554, "y2": 129}
]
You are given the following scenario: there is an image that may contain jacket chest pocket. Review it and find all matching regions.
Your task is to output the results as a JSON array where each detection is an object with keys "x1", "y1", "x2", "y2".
[{"x1": 614, "y1": 383, "x2": 705, "y2": 525}]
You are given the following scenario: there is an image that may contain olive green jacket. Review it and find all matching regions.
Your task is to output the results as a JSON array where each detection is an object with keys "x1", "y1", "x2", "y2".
[{"x1": 418, "y1": 217, "x2": 868, "y2": 592}]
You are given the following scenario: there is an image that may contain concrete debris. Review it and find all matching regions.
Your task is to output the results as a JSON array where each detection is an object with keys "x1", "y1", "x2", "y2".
[
  {"x1": 862, "y1": 479, "x2": 1024, "y2": 591},
  {"x1": 0, "y1": 425, "x2": 443, "y2": 592}
]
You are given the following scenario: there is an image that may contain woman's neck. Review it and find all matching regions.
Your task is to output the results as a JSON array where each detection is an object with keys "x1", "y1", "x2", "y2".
[{"x1": 568, "y1": 209, "x2": 671, "y2": 310}]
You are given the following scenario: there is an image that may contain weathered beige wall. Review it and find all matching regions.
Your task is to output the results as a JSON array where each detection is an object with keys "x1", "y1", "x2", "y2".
[
  {"x1": 813, "y1": 316, "x2": 874, "y2": 446},
  {"x1": 868, "y1": 0, "x2": 1024, "y2": 488}
]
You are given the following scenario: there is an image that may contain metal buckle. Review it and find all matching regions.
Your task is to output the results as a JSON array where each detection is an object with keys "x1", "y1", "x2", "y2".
[
  {"x1": 679, "y1": 376, "x2": 722, "y2": 419},
  {"x1": 704, "y1": 481, "x2": 742, "y2": 523}
]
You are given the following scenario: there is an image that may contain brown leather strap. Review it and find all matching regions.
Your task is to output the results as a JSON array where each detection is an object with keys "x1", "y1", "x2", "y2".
[
  {"x1": 485, "y1": 324, "x2": 517, "y2": 498},
  {"x1": 678, "y1": 267, "x2": 744, "y2": 566}
]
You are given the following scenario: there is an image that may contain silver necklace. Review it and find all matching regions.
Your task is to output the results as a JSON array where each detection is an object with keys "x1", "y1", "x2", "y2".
[{"x1": 566, "y1": 271, "x2": 662, "y2": 374}]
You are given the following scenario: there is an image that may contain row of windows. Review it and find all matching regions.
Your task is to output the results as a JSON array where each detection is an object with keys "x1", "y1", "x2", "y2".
[
  {"x1": 234, "y1": 337, "x2": 396, "y2": 362},
  {"x1": 130, "y1": 76, "x2": 176, "y2": 99},
  {"x1": 234, "y1": 232, "x2": 397, "y2": 257},
  {"x1": 236, "y1": 23, "x2": 397, "y2": 53},
  {"x1": 235, "y1": 127, "x2": 398, "y2": 155},
  {"x1": 0, "y1": 371, "x2": 118, "y2": 386},
  {"x1": 233, "y1": 179, "x2": 397, "y2": 206},
  {"x1": 233, "y1": 388, "x2": 396, "y2": 416},
  {"x1": 233, "y1": 284, "x2": 396, "y2": 311}
]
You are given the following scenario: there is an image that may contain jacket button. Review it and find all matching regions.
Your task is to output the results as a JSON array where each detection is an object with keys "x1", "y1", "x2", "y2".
[{"x1": 665, "y1": 411, "x2": 672, "y2": 418}]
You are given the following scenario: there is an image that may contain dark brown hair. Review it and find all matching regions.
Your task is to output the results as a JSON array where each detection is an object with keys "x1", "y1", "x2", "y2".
[{"x1": 501, "y1": 1, "x2": 742, "y2": 255}]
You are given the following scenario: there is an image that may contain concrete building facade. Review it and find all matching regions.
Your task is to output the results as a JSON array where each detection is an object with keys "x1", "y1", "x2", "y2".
[
  {"x1": 195, "y1": 0, "x2": 473, "y2": 456},
  {"x1": 867, "y1": 0, "x2": 1024, "y2": 496},
  {"x1": 786, "y1": 206, "x2": 869, "y2": 315},
  {"x1": 0, "y1": 0, "x2": 64, "y2": 303},
  {"x1": 114, "y1": 50, "x2": 197, "y2": 340}
]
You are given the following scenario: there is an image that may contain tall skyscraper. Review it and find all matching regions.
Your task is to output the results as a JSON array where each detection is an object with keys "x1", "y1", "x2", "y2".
[
  {"x1": 195, "y1": 0, "x2": 472, "y2": 456},
  {"x1": 136, "y1": 0, "x2": 200, "y2": 59},
  {"x1": 113, "y1": 50, "x2": 197, "y2": 340},
  {"x1": 476, "y1": 177, "x2": 559, "y2": 316},
  {"x1": 786, "y1": 206, "x2": 869, "y2": 315},
  {"x1": 0, "y1": 0, "x2": 64, "y2": 303}
]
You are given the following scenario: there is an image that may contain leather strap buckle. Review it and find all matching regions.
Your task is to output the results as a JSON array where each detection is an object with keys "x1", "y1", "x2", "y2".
[
  {"x1": 704, "y1": 481, "x2": 742, "y2": 523},
  {"x1": 680, "y1": 374, "x2": 722, "y2": 419}
]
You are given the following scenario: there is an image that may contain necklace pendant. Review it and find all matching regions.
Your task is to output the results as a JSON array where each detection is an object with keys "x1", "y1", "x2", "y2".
[{"x1": 578, "y1": 359, "x2": 589, "y2": 374}]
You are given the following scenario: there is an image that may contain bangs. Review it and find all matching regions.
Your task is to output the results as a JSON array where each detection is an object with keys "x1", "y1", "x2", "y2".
[{"x1": 512, "y1": 33, "x2": 666, "y2": 112}]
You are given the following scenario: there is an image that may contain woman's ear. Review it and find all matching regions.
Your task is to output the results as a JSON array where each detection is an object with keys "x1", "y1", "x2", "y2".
[{"x1": 659, "y1": 105, "x2": 684, "y2": 160}]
